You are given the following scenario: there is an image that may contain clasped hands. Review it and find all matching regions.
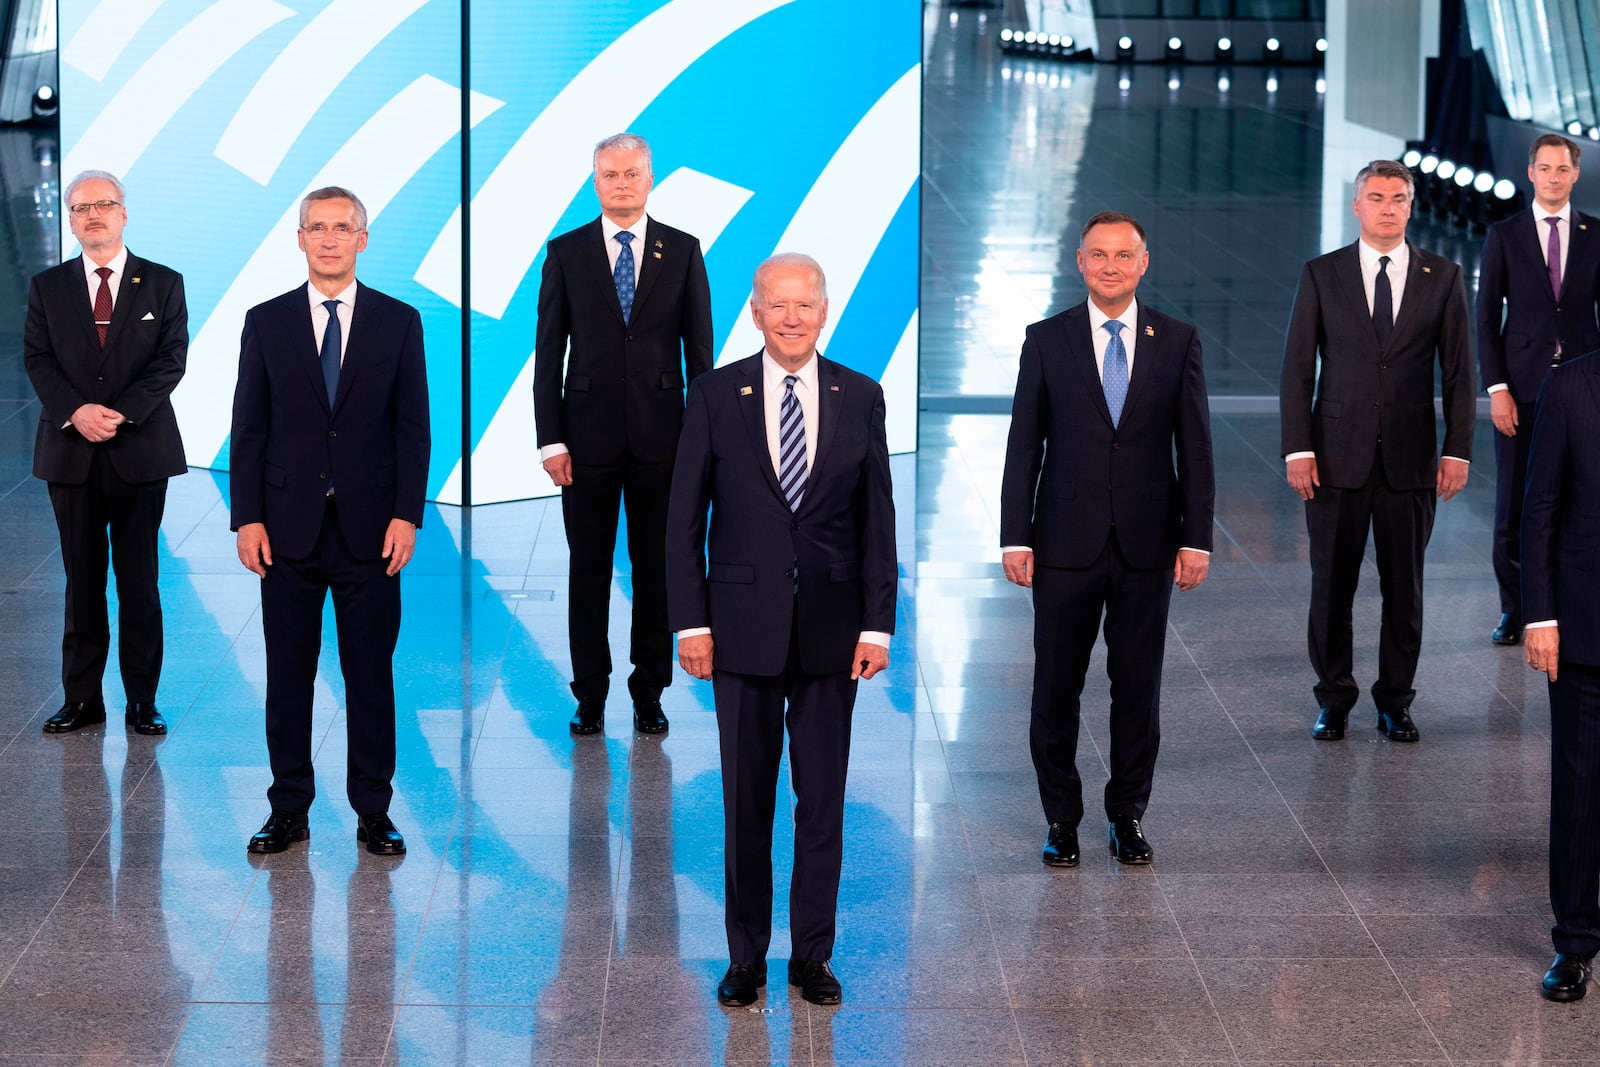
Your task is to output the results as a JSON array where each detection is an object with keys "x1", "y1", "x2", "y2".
[{"x1": 71, "y1": 403, "x2": 124, "y2": 443}]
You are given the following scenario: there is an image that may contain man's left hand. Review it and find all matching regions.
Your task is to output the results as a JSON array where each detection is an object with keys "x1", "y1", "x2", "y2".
[
  {"x1": 1174, "y1": 548, "x2": 1209, "y2": 592},
  {"x1": 1436, "y1": 457, "x2": 1468, "y2": 501},
  {"x1": 852, "y1": 642, "x2": 889, "y2": 681},
  {"x1": 382, "y1": 518, "x2": 417, "y2": 576}
]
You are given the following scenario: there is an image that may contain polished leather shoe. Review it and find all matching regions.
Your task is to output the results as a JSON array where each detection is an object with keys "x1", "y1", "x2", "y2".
[
  {"x1": 716, "y1": 962, "x2": 766, "y2": 1006},
  {"x1": 357, "y1": 812, "x2": 406, "y2": 855},
  {"x1": 1492, "y1": 613, "x2": 1523, "y2": 646},
  {"x1": 248, "y1": 811, "x2": 309, "y2": 854},
  {"x1": 43, "y1": 700, "x2": 106, "y2": 734},
  {"x1": 569, "y1": 698, "x2": 604, "y2": 736},
  {"x1": 125, "y1": 702, "x2": 167, "y2": 736},
  {"x1": 1109, "y1": 816, "x2": 1153, "y2": 865},
  {"x1": 1041, "y1": 822, "x2": 1079, "y2": 867},
  {"x1": 1377, "y1": 707, "x2": 1420, "y2": 742},
  {"x1": 633, "y1": 699, "x2": 669, "y2": 735},
  {"x1": 788, "y1": 958, "x2": 842, "y2": 1005},
  {"x1": 1312, "y1": 706, "x2": 1348, "y2": 741},
  {"x1": 1542, "y1": 952, "x2": 1593, "y2": 1002}
]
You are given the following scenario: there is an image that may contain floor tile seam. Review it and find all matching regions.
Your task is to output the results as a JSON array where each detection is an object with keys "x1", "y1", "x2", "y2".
[
  {"x1": 1148, "y1": 830, "x2": 1247, "y2": 1066},
  {"x1": 919, "y1": 171, "x2": 972, "y2": 230}
]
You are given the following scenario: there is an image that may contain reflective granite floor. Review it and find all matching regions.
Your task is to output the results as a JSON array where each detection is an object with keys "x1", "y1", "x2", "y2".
[{"x1": 0, "y1": 7, "x2": 1585, "y2": 1066}]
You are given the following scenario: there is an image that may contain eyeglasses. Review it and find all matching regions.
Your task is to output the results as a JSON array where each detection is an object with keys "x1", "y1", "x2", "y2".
[
  {"x1": 300, "y1": 224, "x2": 364, "y2": 241},
  {"x1": 68, "y1": 200, "x2": 121, "y2": 216}
]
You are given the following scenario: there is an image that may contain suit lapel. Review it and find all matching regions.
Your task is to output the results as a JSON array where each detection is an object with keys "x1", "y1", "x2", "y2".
[
  {"x1": 807, "y1": 355, "x2": 845, "y2": 498},
  {"x1": 1517, "y1": 210, "x2": 1555, "y2": 303},
  {"x1": 62, "y1": 257, "x2": 100, "y2": 353},
  {"x1": 586, "y1": 218, "x2": 627, "y2": 325},
  {"x1": 631, "y1": 216, "x2": 664, "y2": 317},
  {"x1": 735, "y1": 354, "x2": 785, "y2": 503},
  {"x1": 1330, "y1": 244, "x2": 1379, "y2": 354},
  {"x1": 291, "y1": 288, "x2": 331, "y2": 413},
  {"x1": 1122, "y1": 306, "x2": 1158, "y2": 418},
  {"x1": 1068, "y1": 305, "x2": 1115, "y2": 429},
  {"x1": 96, "y1": 254, "x2": 142, "y2": 368},
  {"x1": 1390, "y1": 241, "x2": 1429, "y2": 346}
]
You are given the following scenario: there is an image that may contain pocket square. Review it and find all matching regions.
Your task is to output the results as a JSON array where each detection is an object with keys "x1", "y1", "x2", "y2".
[{"x1": 140, "y1": 311, "x2": 155, "y2": 321}]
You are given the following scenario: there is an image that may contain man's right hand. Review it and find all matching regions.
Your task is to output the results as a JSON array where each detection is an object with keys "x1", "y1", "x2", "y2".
[
  {"x1": 543, "y1": 454, "x2": 573, "y2": 487},
  {"x1": 678, "y1": 633, "x2": 714, "y2": 680},
  {"x1": 1286, "y1": 456, "x2": 1320, "y2": 501},
  {"x1": 1490, "y1": 390, "x2": 1519, "y2": 437},
  {"x1": 1002, "y1": 549, "x2": 1034, "y2": 588},
  {"x1": 236, "y1": 522, "x2": 273, "y2": 578},
  {"x1": 1527, "y1": 625, "x2": 1560, "y2": 682},
  {"x1": 70, "y1": 403, "x2": 123, "y2": 443}
]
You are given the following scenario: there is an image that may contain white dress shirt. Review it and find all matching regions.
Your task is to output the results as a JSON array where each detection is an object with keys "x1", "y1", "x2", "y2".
[{"x1": 307, "y1": 279, "x2": 356, "y2": 365}]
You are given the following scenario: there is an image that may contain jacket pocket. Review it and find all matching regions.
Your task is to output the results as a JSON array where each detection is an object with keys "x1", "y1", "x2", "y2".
[{"x1": 708, "y1": 563, "x2": 754, "y2": 583}]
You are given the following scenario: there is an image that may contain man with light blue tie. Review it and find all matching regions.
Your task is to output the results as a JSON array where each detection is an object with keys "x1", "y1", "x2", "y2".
[{"x1": 1000, "y1": 211, "x2": 1215, "y2": 869}]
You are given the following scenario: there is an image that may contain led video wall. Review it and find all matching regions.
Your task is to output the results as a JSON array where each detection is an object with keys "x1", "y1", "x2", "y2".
[{"x1": 58, "y1": 0, "x2": 920, "y2": 505}]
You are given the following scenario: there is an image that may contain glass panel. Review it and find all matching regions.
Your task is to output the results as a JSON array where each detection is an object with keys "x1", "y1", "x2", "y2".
[{"x1": 1465, "y1": 0, "x2": 1600, "y2": 130}]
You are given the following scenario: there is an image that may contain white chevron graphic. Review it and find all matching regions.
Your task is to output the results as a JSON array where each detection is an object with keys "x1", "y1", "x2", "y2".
[
  {"x1": 714, "y1": 63, "x2": 921, "y2": 368},
  {"x1": 171, "y1": 75, "x2": 504, "y2": 470},
  {"x1": 63, "y1": 0, "x2": 296, "y2": 181},
  {"x1": 61, "y1": 0, "x2": 168, "y2": 82},
  {"x1": 215, "y1": 0, "x2": 430, "y2": 185},
  {"x1": 412, "y1": 0, "x2": 795, "y2": 316}
]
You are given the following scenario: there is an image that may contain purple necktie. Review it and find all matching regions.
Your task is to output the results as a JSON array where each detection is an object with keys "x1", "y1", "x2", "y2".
[{"x1": 1547, "y1": 217, "x2": 1562, "y2": 301}]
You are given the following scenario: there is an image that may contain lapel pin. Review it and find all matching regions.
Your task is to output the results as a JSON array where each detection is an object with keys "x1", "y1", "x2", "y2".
[
  {"x1": 1581, "y1": 224, "x2": 1589, "y2": 231},
  {"x1": 830, "y1": 384, "x2": 840, "y2": 391},
  {"x1": 739, "y1": 385, "x2": 753, "y2": 396},
  {"x1": 1144, "y1": 325, "x2": 1155, "y2": 337},
  {"x1": 652, "y1": 251, "x2": 661, "y2": 259},
  {"x1": 131, "y1": 277, "x2": 141, "y2": 283},
  {"x1": 1422, "y1": 265, "x2": 1432, "y2": 273},
  {"x1": 654, "y1": 239, "x2": 663, "y2": 248}
]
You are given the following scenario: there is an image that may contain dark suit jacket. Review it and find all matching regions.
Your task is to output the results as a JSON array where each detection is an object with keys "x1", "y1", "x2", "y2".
[
  {"x1": 1280, "y1": 241, "x2": 1476, "y2": 489},
  {"x1": 229, "y1": 282, "x2": 430, "y2": 561},
  {"x1": 533, "y1": 216, "x2": 713, "y2": 464},
  {"x1": 1477, "y1": 207, "x2": 1600, "y2": 402},
  {"x1": 24, "y1": 252, "x2": 188, "y2": 485},
  {"x1": 665, "y1": 352, "x2": 897, "y2": 677},
  {"x1": 1521, "y1": 350, "x2": 1600, "y2": 664},
  {"x1": 998, "y1": 301, "x2": 1214, "y2": 570}
]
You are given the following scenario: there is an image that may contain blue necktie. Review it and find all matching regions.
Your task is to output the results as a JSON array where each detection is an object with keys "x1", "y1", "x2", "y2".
[
  {"x1": 320, "y1": 299, "x2": 341, "y2": 405},
  {"x1": 1103, "y1": 319, "x2": 1128, "y2": 427},
  {"x1": 614, "y1": 231, "x2": 636, "y2": 323},
  {"x1": 778, "y1": 374, "x2": 807, "y2": 511}
]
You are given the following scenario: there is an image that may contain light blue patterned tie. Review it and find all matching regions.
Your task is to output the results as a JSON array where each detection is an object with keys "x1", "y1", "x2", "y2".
[
  {"x1": 1103, "y1": 319, "x2": 1128, "y2": 427},
  {"x1": 778, "y1": 374, "x2": 807, "y2": 511},
  {"x1": 614, "y1": 231, "x2": 636, "y2": 323}
]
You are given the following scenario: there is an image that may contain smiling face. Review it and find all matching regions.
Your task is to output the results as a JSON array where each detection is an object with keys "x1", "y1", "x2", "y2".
[
  {"x1": 1529, "y1": 143, "x2": 1579, "y2": 212},
  {"x1": 297, "y1": 196, "x2": 368, "y2": 294},
  {"x1": 750, "y1": 260, "x2": 828, "y2": 371},
  {"x1": 1352, "y1": 174, "x2": 1412, "y2": 251},
  {"x1": 1076, "y1": 221, "x2": 1148, "y2": 315},
  {"x1": 67, "y1": 177, "x2": 127, "y2": 264}
]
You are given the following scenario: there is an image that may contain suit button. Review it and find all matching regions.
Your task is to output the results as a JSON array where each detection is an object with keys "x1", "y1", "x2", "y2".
[
  {"x1": 626, "y1": 335, "x2": 634, "y2": 342},
  {"x1": 1112, "y1": 443, "x2": 1120, "y2": 450},
  {"x1": 329, "y1": 430, "x2": 337, "y2": 437},
  {"x1": 319, "y1": 472, "x2": 327, "y2": 480},
  {"x1": 791, "y1": 521, "x2": 799, "y2": 531}
]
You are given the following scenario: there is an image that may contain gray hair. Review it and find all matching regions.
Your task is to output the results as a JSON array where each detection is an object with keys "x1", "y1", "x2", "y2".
[
  {"x1": 1355, "y1": 159, "x2": 1414, "y2": 200},
  {"x1": 593, "y1": 132, "x2": 652, "y2": 177},
  {"x1": 752, "y1": 253, "x2": 828, "y2": 306},
  {"x1": 65, "y1": 170, "x2": 126, "y2": 206},
  {"x1": 299, "y1": 186, "x2": 368, "y2": 230}
]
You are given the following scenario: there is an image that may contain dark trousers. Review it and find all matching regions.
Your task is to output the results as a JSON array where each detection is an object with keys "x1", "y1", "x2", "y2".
[
  {"x1": 1492, "y1": 402, "x2": 1537, "y2": 619},
  {"x1": 713, "y1": 630, "x2": 857, "y2": 966},
  {"x1": 1550, "y1": 662, "x2": 1600, "y2": 956},
  {"x1": 561, "y1": 453, "x2": 673, "y2": 705},
  {"x1": 47, "y1": 449, "x2": 168, "y2": 704},
  {"x1": 1029, "y1": 529, "x2": 1173, "y2": 828},
  {"x1": 1304, "y1": 458, "x2": 1436, "y2": 714},
  {"x1": 261, "y1": 500, "x2": 400, "y2": 816}
]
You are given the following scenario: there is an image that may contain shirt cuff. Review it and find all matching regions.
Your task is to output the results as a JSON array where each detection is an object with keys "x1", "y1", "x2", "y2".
[
  {"x1": 858, "y1": 631, "x2": 890, "y2": 648},
  {"x1": 1001, "y1": 546, "x2": 1032, "y2": 554},
  {"x1": 1180, "y1": 548, "x2": 1210, "y2": 556},
  {"x1": 1285, "y1": 451, "x2": 1316, "y2": 464},
  {"x1": 1442, "y1": 456, "x2": 1469, "y2": 465},
  {"x1": 677, "y1": 627, "x2": 711, "y2": 638},
  {"x1": 1526, "y1": 620, "x2": 1558, "y2": 629},
  {"x1": 1487, "y1": 383, "x2": 1509, "y2": 394},
  {"x1": 539, "y1": 443, "x2": 569, "y2": 462}
]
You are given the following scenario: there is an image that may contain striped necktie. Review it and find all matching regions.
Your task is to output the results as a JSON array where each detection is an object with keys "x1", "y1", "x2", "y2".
[{"x1": 778, "y1": 374, "x2": 807, "y2": 511}]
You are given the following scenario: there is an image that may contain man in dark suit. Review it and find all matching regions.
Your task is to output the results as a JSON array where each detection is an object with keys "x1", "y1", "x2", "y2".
[
  {"x1": 24, "y1": 169, "x2": 187, "y2": 736},
  {"x1": 999, "y1": 211, "x2": 1215, "y2": 870},
  {"x1": 1521, "y1": 349, "x2": 1600, "y2": 1001},
  {"x1": 666, "y1": 254, "x2": 895, "y2": 1008},
  {"x1": 534, "y1": 132, "x2": 714, "y2": 738},
  {"x1": 1477, "y1": 134, "x2": 1600, "y2": 647},
  {"x1": 1281, "y1": 159, "x2": 1475, "y2": 744},
  {"x1": 230, "y1": 186, "x2": 430, "y2": 857}
]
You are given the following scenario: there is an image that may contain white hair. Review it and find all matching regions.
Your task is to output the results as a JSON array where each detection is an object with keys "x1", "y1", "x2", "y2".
[
  {"x1": 65, "y1": 170, "x2": 126, "y2": 205},
  {"x1": 752, "y1": 253, "x2": 828, "y2": 306},
  {"x1": 592, "y1": 132, "x2": 653, "y2": 177}
]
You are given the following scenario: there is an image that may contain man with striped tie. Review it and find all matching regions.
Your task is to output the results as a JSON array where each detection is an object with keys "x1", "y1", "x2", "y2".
[{"x1": 666, "y1": 254, "x2": 897, "y2": 1009}]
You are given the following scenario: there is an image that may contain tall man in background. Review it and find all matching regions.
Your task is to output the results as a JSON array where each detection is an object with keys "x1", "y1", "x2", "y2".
[
  {"x1": 534, "y1": 132, "x2": 714, "y2": 737},
  {"x1": 24, "y1": 170, "x2": 187, "y2": 736},
  {"x1": 999, "y1": 210, "x2": 1215, "y2": 870},
  {"x1": 231, "y1": 187, "x2": 430, "y2": 856},
  {"x1": 1281, "y1": 160, "x2": 1475, "y2": 744},
  {"x1": 1477, "y1": 133, "x2": 1600, "y2": 647}
]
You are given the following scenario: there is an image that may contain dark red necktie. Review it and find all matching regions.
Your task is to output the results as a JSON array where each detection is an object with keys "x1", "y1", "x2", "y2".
[{"x1": 93, "y1": 266, "x2": 112, "y2": 347}]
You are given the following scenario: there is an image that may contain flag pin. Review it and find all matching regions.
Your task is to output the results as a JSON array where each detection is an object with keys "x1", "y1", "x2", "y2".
[
  {"x1": 131, "y1": 277, "x2": 141, "y2": 283},
  {"x1": 1144, "y1": 325, "x2": 1155, "y2": 337},
  {"x1": 1423, "y1": 266, "x2": 1432, "y2": 273},
  {"x1": 652, "y1": 252, "x2": 661, "y2": 259},
  {"x1": 830, "y1": 384, "x2": 840, "y2": 391},
  {"x1": 740, "y1": 385, "x2": 753, "y2": 396}
]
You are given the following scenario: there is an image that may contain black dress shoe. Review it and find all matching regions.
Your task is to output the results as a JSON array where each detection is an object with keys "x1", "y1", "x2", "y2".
[
  {"x1": 1542, "y1": 953, "x2": 1593, "y2": 1002},
  {"x1": 633, "y1": 699, "x2": 669, "y2": 735},
  {"x1": 1041, "y1": 822, "x2": 1079, "y2": 867},
  {"x1": 569, "y1": 698, "x2": 604, "y2": 736},
  {"x1": 125, "y1": 702, "x2": 167, "y2": 736},
  {"x1": 357, "y1": 812, "x2": 406, "y2": 855},
  {"x1": 1377, "y1": 707, "x2": 1420, "y2": 742},
  {"x1": 1109, "y1": 816, "x2": 1153, "y2": 865},
  {"x1": 788, "y1": 959, "x2": 842, "y2": 1005},
  {"x1": 716, "y1": 962, "x2": 766, "y2": 1006},
  {"x1": 43, "y1": 700, "x2": 106, "y2": 734},
  {"x1": 1312, "y1": 706, "x2": 1348, "y2": 741},
  {"x1": 1492, "y1": 614, "x2": 1523, "y2": 646},
  {"x1": 248, "y1": 811, "x2": 309, "y2": 854}
]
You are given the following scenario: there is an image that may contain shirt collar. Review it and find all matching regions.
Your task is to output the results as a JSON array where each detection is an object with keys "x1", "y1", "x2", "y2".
[
  {"x1": 82, "y1": 245, "x2": 129, "y2": 284},
  {"x1": 307, "y1": 279, "x2": 358, "y2": 311},
  {"x1": 1535, "y1": 202, "x2": 1572, "y2": 225},
  {"x1": 762, "y1": 349, "x2": 819, "y2": 391},
  {"x1": 1086, "y1": 296, "x2": 1138, "y2": 334},
  {"x1": 601, "y1": 213, "x2": 648, "y2": 247},
  {"x1": 1358, "y1": 239, "x2": 1409, "y2": 272}
]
